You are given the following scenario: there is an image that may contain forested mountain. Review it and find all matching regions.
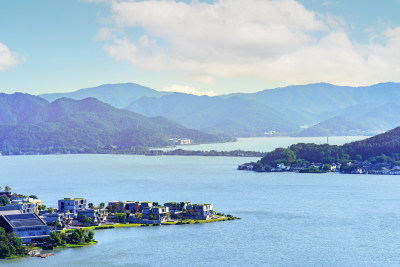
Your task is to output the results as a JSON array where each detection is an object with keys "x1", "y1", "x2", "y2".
[
  {"x1": 343, "y1": 126, "x2": 400, "y2": 159},
  {"x1": 257, "y1": 125, "x2": 400, "y2": 167},
  {"x1": 0, "y1": 94, "x2": 222, "y2": 153},
  {"x1": 39, "y1": 82, "x2": 400, "y2": 137},
  {"x1": 295, "y1": 116, "x2": 373, "y2": 137},
  {"x1": 126, "y1": 93, "x2": 300, "y2": 136},
  {"x1": 0, "y1": 93, "x2": 49, "y2": 124},
  {"x1": 41, "y1": 83, "x2": 167, "y2": 108}
]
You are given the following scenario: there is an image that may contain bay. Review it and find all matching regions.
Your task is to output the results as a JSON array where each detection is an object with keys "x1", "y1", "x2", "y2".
[
  {"x1": 2, "y1": 136, "x2": 400, "y2": 267},
  {"x1": 157, "y1": 136, "x2": 368, "y2": 152}
]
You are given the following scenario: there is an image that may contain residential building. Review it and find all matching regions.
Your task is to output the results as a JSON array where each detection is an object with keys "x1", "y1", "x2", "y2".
[
  {"x1": 58, "y1": 198, "x2": 87, "y2": 214},
  {"x1": 41, "y1": 212, "x2": 73, "y2": 228},
  {"x1": 0, "y1": 211, "x2": 50, "y2": 243},
  {"x1": 142, "y1": 206, "x2": 169, "y2": 221},
  {"x1": 77, "y1": 209, "x2": 107, "y2": 225},
  {"x1": 186, "y1": 204, "x2": 213, "y2": 219}
]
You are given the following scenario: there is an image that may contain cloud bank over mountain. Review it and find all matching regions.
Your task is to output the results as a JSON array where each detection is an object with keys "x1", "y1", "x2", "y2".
[{"x1": 98, "y1": 0, "x2": 400, "y2": 87}]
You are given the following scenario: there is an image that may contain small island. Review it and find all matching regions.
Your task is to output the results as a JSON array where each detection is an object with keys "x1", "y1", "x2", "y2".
[
  {"x1": 239, "y1": 126, "x2": 400, "y2": 175},
  {"x1": 0, "y1": 187, "x2": 237, "y2": 260}
]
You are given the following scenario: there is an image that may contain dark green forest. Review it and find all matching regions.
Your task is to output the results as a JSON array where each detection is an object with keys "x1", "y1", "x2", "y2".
[{"x1": 258, "y1": 126, "x2": 400, "y2": 167}]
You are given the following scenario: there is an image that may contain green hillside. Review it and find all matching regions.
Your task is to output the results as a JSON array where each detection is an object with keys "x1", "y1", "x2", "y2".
[{"x1": 0, "y1": 94, "x2": 222, "y2": 154}]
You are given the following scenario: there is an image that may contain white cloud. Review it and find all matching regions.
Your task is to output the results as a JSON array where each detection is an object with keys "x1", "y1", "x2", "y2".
[
  {"x1": 322, "y1": 1, "x2": 338, "y2": 6},
  {"x1": 162, "y1": 84, "x2": 216, "y2": 96},
  {"x1": 99, "y1": 0, "x2": 400, "y2": 87},
  {"x1": 0, "y1": 42, "x2": 21, "y2": 71}
]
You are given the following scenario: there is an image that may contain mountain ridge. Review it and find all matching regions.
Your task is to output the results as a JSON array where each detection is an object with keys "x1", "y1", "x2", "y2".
[
  {"x1": 0, "y1": 93, "x2": 222, "y2": 153},
  {"x1": 36, "y1": 81, "x2": 400, "y2": 137}
]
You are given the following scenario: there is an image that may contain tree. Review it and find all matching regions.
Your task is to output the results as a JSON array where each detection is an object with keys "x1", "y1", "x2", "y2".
[
  {"x1": 135, "y1": 212, "x2": 143, "y2": 220},
  {"x1": 48, "y1": 207, "x2": 54, "y2": 213},
  {"x1": 87, "y1": 231, "x2": 94, "y2": 242},
  {"x1": 88, "y1": 203, "x2": 94, "y2": 209},
  {"x1": 71, "y1": 231, "x2": 81, "y2": 244},
  {"x1": 0, "y1": 196, "x2": 10, "y2": 207},
  {"x1": 85, "y1": 217, "x2": 93, "y2": 225},
  {"x1": 261, "y1": 148, "x2": 296, "y2": 165},
  {"x1": 99, "y1": 202, "x2": 105, "y2": 209},
  {"x1": 0, "y1": 227, "x2": 26, "y2": 258},
  {"x1": 322, "y1": 164, "x2": 332, "y2": 172},
  {"x1": 29, "y1": 195, "x2": 38, "y2": 199},
  {"x1": 80, "y1": 215, "x2": 87, "y2": 223},
  {"x1": 38, "y1": 205, "x2": 47, "y2": 211},
  {"x1": 4, "y1": 186, "x2": 10, "y2": 192}
]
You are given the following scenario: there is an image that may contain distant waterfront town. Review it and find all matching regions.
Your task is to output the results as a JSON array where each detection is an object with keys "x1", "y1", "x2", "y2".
[
  {"x1": 0, "y1": 187, "x2": 235, "y2": 259},
  {"x1": 238, "y1": 160, "x2": 400, "y2": 175}
]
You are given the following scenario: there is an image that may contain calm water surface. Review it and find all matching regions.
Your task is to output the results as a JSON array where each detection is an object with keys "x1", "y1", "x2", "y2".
[{"x1": 2, "y1": 136, "x2": 400, "y2": 267}]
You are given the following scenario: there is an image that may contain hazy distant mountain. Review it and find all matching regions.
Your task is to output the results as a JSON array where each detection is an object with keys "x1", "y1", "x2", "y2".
[
  {"x1": 125, "y1": 82, "x2": 400, "y2": 136},
  {"x1": 126, "y1": 93, "x2": 300, "y2": 136},
  {"x1": 40, "y1": 82, "x2": 400, "y2": 137},
  {"x1": 0, "y1": 94, "x2": 221, "y2": 152},
  {"x1": 295, "y1": 116, "x2": 372, "y2": 137},
  {"x1": 41, "y1": 83, "x2": 167, "y2": 108},
  {"x1": 235, "y1": 82, "x2": 400, "y2": 116}
]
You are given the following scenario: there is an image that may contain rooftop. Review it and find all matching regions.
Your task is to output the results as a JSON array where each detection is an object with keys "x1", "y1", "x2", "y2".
[{"x1": 2, "y1": 213, "x2": 47, "y2": 228}]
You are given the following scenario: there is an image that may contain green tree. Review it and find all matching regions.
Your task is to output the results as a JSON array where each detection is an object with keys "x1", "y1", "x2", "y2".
[
  {"x1": 261, "y1": 148, "x2": 296, "y2": 165},
  {"x1": 4, "y1": 186, "x2": 10, "y2": 192},
  {"x1": 87, "y1": 231, "x2": 94, "y2": 242},
  {"x1": 0, "y1": 196, "x2": 10, "y2": 207},
  {"x1": 322, "y1": 164, "x2": 332, "y2": 172},
  {"x1": 71, "y1": 231, "x2": 81, "y2": 244}
]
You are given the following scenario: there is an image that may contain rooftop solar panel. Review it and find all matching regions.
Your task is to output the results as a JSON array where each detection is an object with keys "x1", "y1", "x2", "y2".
[{"x1": 6, "y1": 214, "x2": 36, "y2": 220}]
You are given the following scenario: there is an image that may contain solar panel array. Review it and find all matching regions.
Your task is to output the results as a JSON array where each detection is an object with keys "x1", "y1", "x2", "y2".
[
  {"x1": 5, "y1": 214, "x2": 45, "y2": 227},
  {"x1": 6, "y1": 214, "x2": 36, "y2": 220}
]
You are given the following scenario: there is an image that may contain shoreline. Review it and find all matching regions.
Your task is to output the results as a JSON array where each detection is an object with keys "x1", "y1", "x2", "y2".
[{"x1": 65, "y1": 216, "x2": 237, "y2": 232}]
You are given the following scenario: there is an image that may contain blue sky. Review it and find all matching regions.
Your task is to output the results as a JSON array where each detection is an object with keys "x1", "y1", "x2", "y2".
[{"x1": 1, "y1": 0, "x2": 400, "y2": 95}]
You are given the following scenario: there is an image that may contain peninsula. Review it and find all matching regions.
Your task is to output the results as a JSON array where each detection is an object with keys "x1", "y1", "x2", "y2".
[
  {"x1": 239, "y1": 126, "x2": 400, "y2": 175},
  {"x1": 0, "y1": 187, "x2": 237, "y2": 260}
]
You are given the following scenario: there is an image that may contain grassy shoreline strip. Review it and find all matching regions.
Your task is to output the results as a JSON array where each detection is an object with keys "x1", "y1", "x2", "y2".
[
  {"x1": 62, "y1": 217, "x2": 236, "y2": 232},
  {"x1": 55, "y1": 241, "x2": 97, "y2": 249}
]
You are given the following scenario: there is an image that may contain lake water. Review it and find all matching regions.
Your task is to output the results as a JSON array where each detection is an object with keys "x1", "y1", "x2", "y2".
[
  {"x1": 157, "y1": 136, "x2": 369, "y2": 152},
  {"x1": 3, "y1": 136, "x2": 400, "y2": 266}
]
